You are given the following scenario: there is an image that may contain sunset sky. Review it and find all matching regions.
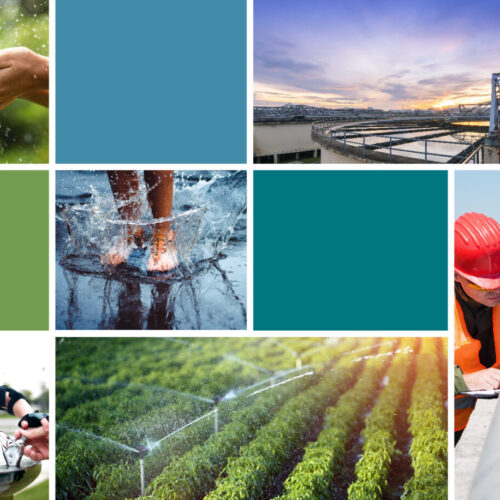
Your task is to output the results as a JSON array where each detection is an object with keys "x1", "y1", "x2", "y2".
[{"x1": 254, "y1": 0, "x2": 500, "y2": 109}]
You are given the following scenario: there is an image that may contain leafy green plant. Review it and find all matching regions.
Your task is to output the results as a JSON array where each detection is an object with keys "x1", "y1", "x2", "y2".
[
  {"x1": 401, "y1": 339, "x2": 447, "y2": 500},
  {"x1": 56, "y1": 337, "x2": 360, "y2": 499},
  {"x1": 276, "y1": 339, "x2": 396, "y2": 500},
  {"x1": 348, "y1": 338, "x2": 415, "y2": 500},
  {"x1": 204, "y1": 341, "x2": 376, "y2": 499}
]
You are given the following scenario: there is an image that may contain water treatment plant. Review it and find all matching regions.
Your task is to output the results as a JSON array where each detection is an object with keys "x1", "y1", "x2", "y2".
[{"x1": 254, "y1": 74, "x2": 500, "y2": 164}]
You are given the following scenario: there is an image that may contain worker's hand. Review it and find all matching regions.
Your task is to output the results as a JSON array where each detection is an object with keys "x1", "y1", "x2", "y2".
[
  {"x1": 464, "y1": 368, "x2": 500, "y2": 391},
  {"x1": 0, "y1": 48, "x2": 49, "y2": 111},
  {"x1": 14, "y1": 418, "x2": 49, "y2": 461}
]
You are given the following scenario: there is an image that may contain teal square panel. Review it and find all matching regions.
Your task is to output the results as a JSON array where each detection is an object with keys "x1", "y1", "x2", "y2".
[
  {"x1": 56, "y1": 0, "x2": 246, "y2": 164},
  {"x1": 254, "y1": 170, "x2": 448, "y2": 331}
]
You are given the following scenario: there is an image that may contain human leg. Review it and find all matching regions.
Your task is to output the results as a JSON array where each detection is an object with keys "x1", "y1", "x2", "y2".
[
  {"x1": 102, "y1": 170, "x2": 144, "y2": 267},
  {"x1": 144, "y1": 170, "x2": 177, "y2": 271}
]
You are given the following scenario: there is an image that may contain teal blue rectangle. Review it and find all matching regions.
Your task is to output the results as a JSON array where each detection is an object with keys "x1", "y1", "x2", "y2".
[
  {"x1": 56, "y1": 0, "x2": 246, "y2": 164},
  {"x1": 254, "y1": 170, "x2": 448, "y2": 331}
]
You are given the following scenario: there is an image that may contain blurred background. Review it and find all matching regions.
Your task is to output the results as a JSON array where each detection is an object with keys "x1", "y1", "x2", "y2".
[{"x1": 0, "y1": 0, "x2": 48, "y2": 163}]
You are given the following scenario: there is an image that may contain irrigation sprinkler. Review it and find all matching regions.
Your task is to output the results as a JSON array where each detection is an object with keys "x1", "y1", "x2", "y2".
[
  {"x1": 264, "y1": 339, "x2": 303, "y2": 371},
  {"x1": 137, "y1": 445, "x2": 149, "y2": 495},
  {"x1": 132, "y1": 409, "x2": 218, "y2": 495},
  {"x1": 213, "y1": 396, "x2": 221, "y2": 433}
]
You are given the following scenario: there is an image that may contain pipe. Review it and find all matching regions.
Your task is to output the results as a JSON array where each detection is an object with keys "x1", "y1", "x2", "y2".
[
  {"x1": 214, "y1": 405, "x2": 219, "y2": 433},
  {"x1": 140, "y1": 458, "x2": 145, "y2": 495},
  {"x1": 489, "y1": 74, "x2": 499, "y2": 134},
  {"x1": 468, "y1": 399, "x2": 500, "y2": 499}
]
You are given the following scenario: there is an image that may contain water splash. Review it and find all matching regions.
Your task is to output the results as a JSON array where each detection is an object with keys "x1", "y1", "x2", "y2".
[
  {"x1": 57, "y1": 171, "x2": 246, "y2": 280},
  {"x1": 224, "y1": 365, "x2": 312, "y2": 399},
  {"x1": 149, "y1": 409, "x2": 218, "y2": 451},
  {"x1": 246, "y1": 371, "x2": 315, "y2": 398},
  {"x1": 220, "y1": 389, "x2": 239, "y2": 402},
  {"x1": 57, "y1": 424, "x2": 139, "y2": 454},
  {"x1": 352, "y1": 345, "x2": 413, "y2": 363}
]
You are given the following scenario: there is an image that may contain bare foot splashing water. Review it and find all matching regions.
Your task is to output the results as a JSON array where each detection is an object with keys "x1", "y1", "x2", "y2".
[{"x1": 55, "y1": 170, "x2": 247, "y2": 330}]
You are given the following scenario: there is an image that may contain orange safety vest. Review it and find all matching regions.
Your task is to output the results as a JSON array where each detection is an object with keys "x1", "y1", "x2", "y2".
[{"x1": 455, "y1": 298, "x2": 500, "y2": 431}]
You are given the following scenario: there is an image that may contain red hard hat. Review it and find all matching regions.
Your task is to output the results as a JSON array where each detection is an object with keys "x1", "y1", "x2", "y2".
[{"x1": 455, "y1": 212, "x2": 500, "y2": 288}]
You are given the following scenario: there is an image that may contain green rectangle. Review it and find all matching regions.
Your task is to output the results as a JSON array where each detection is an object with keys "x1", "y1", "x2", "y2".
[
  {"x1": 254, "y1": 170, "x2": 448, "y2": 331},
  {"x1": 0, "y1": 171, "x2": 48, "y2": 330}
]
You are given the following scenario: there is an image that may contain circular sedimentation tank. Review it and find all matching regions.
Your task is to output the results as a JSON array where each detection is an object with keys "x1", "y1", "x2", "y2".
[{"x1": 312, "y1": 118, "x2": 488, "y2": 163}]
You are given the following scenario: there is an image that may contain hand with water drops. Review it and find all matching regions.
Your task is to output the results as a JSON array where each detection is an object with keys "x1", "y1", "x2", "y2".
[{"x1": 0, "y1": 47, "x2": 49, "y2": 111}]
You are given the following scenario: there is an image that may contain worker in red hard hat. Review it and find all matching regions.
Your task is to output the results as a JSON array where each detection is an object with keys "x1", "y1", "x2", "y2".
[{"x1": 455, "y1": 212, "x2": 500, "y2": 445}]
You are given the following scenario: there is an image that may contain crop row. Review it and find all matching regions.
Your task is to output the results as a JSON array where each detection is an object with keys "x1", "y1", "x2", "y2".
[
  {"x1": 89, "y1": 376, "x2": 309, "y2": 500},
  {"x1": 401, "y1": 338, "x2": 447, "y2": 499},
  {"x1": 56, "y1": 338, "x2": 318, "y2": 389},
  {"x1": 57, "y1": 381, "x2": 244, "y2": 498},
  {"x1": 56, "y1": 337, "x2": 333, "y2": 415},
  {"x1": 275, "y1": 338, "x2": 397, "y2": 499},
  {"x1": 92, "y1": 338, "x2": 361, "y2": 500},
  {"x1": 202, "y1": 339, "x2": 377, "y2": 499},
  {"x1": 56, "y1": 337, "x2": 361, "y2": 499},
  {"x1": 347, "y1": 337, "x2": 416, "y2": 500}
]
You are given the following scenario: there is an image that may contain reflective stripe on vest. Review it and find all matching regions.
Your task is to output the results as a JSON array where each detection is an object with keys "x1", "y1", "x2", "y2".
[
  {"x1": 455, "y1": 395, "x2": 476, "y2": 410},
  {"x1": 454, "y1": 299, "x2": 500, "y2": 431}
]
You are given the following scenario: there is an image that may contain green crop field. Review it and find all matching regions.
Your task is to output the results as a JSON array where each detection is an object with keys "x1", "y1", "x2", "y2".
[{"x1": 56, "y1": 337, "x2": 447, "y2": 499}]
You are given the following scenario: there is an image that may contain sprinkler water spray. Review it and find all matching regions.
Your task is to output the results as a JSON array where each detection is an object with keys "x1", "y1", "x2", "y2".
[{"x1": 246, "y1": 371, "x2": 315, "y2": 398}]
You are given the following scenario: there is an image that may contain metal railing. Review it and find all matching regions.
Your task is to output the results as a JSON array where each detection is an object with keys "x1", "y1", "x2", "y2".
[
  {"x1": 468, "y1": 399, "x2": 500, "y2": 499},
  {"x1": 460, "y1": 141, "x2": 485, "y2": 164},
  {"x1": 312, "y1": 122, "x2": 483, "y2": 163}
]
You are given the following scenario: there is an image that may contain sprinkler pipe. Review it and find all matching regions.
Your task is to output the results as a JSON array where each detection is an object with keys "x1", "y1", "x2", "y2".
[
  {"x1": 136, "y1": 445, "x2": 149, "y2": 495},
  {"x1": 213, "y1": 396, "x2": 220, "y2": 433}
]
